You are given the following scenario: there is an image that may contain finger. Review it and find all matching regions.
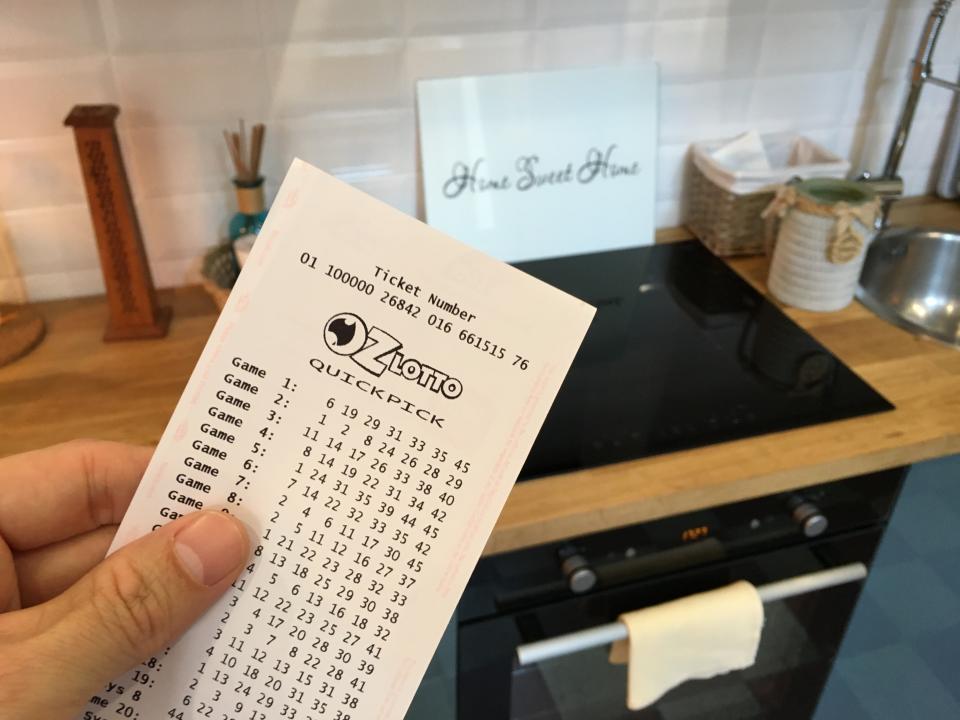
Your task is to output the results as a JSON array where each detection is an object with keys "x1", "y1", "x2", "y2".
[
  {"x1": 14, "y1": 525, "x2": 116, "y2": 607},
  {"x1": 0, "y1": 439, "x2": 152, "y2": 551},
  {"x1": 29, "y1": 510, "x2": 249, "y2": 708}
]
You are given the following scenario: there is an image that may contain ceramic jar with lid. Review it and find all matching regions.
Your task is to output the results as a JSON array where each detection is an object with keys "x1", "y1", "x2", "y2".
[{"x1": 763, "y1": 178, "x2": 880, "y2": 312}]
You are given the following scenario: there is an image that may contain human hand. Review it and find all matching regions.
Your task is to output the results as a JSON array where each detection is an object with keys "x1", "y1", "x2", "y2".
[{"x1": 0, "y1": 440, "x2": 251, "y2": 720}]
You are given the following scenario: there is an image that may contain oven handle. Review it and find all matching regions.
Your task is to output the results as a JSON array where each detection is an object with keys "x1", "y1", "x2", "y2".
[{"x1": 515, "y1": 561, "x2": 867, "y2": 666}]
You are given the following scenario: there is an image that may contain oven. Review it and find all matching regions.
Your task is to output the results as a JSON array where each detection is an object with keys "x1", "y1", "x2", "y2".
[{"x1": 454, "y1": 466, "x2": 905, "y2": 720}]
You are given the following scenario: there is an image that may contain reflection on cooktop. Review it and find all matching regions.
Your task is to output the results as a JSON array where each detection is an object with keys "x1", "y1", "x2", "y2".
[{"x1": 514, "y1": 241, "x2": 893, "y2": 480}]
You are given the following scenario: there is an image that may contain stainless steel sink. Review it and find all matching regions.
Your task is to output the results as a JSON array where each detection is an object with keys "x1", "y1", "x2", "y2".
[{"x1": 857, "y1": 227, "x2": 960, "y2": 347}]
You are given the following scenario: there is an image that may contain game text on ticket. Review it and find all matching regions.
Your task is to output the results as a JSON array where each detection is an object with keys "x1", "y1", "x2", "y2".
[{"x1": 79, "y1": 158, "x2": 595, "y2": 720}]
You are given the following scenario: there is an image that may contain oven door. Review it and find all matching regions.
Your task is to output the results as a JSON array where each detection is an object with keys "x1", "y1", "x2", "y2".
[{"x1": 457, "y1": 528, "x2": 880, "y2": 720}]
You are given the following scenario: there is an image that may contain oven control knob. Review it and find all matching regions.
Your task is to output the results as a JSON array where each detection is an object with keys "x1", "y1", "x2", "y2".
[
  {"x1": 561, "y1": 554, "x2": 597, "y2": 594},
  {"x1": 792, "y1": 501, "x2": 828, "y2": 538}
]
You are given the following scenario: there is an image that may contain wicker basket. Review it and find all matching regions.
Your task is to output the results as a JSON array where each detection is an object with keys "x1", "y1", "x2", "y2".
[
  {"x1": 685, "y1": 133, "x2": 850, "y2": 257},
  {"x1": 686, "y1": 159, "x2": 773, "y2": 257}
]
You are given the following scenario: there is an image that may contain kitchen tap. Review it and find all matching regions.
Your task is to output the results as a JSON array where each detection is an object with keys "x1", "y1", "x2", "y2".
[{"x1": 858, "y1": 0, "x2": 957, "y2": 228}]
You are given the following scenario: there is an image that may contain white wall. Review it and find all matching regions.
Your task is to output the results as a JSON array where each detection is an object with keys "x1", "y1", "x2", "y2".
[{"x1": 0, "y1": 0, "x2": 956, "y2": 302}]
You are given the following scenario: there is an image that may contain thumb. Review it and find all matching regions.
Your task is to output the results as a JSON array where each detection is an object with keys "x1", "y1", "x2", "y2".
[{"x1": 39, "y1": 510, "x2": 250, "y2": 705}]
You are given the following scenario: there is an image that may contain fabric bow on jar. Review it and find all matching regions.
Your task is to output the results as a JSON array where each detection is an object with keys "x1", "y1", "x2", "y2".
[{"x1": 761, "y1": 184, "x2": 881, "y2": 264}]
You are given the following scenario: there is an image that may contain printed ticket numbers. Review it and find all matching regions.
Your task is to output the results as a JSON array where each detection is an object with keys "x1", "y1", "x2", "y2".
[{"x1": 79, "y1": 159, "x2": 594, "y2": 720}]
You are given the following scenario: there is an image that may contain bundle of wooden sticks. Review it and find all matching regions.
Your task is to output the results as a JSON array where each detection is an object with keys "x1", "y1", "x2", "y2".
[{"x1": 223, "y1": 120, "x2": 266, "y2": 182}]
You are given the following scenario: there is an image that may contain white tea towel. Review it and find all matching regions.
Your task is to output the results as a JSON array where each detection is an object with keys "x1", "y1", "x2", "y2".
[
  {"x1": 709, "y1": 129, "x2": 770, "y2": 172},
  {"x1": 608, "y1": 580, "x2": 764, "y2": 711}
]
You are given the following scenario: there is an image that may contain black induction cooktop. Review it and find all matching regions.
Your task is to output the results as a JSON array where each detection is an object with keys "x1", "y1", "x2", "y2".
[{"x1": 515, "y1": 240, "x2": 893, "y2": 480}]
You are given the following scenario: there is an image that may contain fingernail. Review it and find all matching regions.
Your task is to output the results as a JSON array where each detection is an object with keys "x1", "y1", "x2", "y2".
[{"x1": 173, "y1": 512, "x2": 247, "y2": 586}]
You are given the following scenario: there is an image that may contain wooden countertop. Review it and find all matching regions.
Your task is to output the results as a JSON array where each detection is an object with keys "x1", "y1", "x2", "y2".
[{"x1": 2, "y1": 197, "x2": 959, "y2": 556}]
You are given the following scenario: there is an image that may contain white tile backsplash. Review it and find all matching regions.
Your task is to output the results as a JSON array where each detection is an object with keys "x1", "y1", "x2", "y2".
[
  {"x1": 653, "y1": 14, "x2": 764, "y2": 82},
  {"x1": 23, "y1": 268, "x2": 105, "y2": 300},
  {"x1": 656, "y1": 198, "x2": 682, "y2": 227},
  {"x1": 137, "y1": 192, "x2": 233, "y2": 261},
  {"x1": 405, "y1": 0, "x2": 535, "y2": 35},
  {"x1": 843, "y1": 70, "x2": 878, "y2": 125},
  {"x1": 866, "y1": 122, "x2": 899, "y2": 173},
  {"x1": 274, "y1": 109, "x2": 416, "y2": 180},
  {"x1": 0, "y1": 56, "x2": 115, "y2": 140},
  {"x1": 660, "y1": 79, "x2": 754, "y2": 144},
  {"x1": 748, "y1": 71, "x2": 855, "y2": 129},
  {"x1": 656, "y1": 0, "x2": 768, "y2": 19},
  {"x1": 3, "y1": 205, "x2": 100, "y2": 276},
  {"x1": 406, "y1": 32, "x2": 531, "y2": 87},
  {"x1": 620, "y1": 21, "x2": 656, "y2": 62},
  {"x1": 756, "y1": 10, "x2": 865, "y2": 76},
  {"x1": 100, "y1": 0, "x2": 261, "y2": 53},
  {"x1": 532, "y1": 25, "x2": 622, "y2": 70},
  {"x1": 900, "y1": 167, "x2": 936, "y2": 197},
  {"x1": 656, "y1": 144, "x2": 689, "y2": 201},
  {"x1": 113, "y1": 49, "x2": 268, "y2": 126},
  {"x1": 534, "y1": 0, "x2": 629, "y2": 28},
  {"x1": 0, "y1": 137, "x2": 87, "y2": 211},
  {"x1": 266, "y1": 39, "x2": 405, "y2": 115},
  {"x1": 623, "y1": 0, "x2": 658, "y2": 22},
  {"x1": 768, "y1": 0, "x2": 871, "y2": 13},
  {"x1": 151, "y1": 257, "x2": 197, "y2": 290},
  {"x1": 834, "y1": 125, "x2": 860, "y2": 165},
  {"x1": 346, "y1": 172, "x2": 419, "y2": 218},
  {"x1": 0, "y1": 0, "x2": 104, "y2": 61},
  {"x1": 900, "y1": 115, "x2": 954, "y2": 174},
  {"x1": 123, "y1": 124, "x2": 236, "y2": 199},
  {"x1": 916, "y1": 72, "x2": 960, "y2": 123},
  {"x1": 260, "y1": 0, "x2": 404, "y2": 41},
  {"x1": 853, "y1": 9, "x2": 887, "y2": 72},
  {"x1": 0, "y1": 0, "x2": 951, "y2": 300}
]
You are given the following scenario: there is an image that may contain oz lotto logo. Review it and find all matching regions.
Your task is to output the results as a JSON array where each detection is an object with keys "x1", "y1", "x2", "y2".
[{"x1": 323, "y1": 313, "x2": 463, "y2": 399}]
